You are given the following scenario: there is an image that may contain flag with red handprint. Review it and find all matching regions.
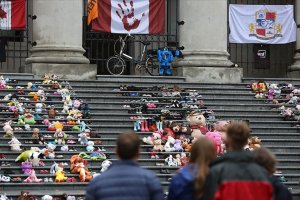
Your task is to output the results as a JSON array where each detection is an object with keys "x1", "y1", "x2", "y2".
[
  {"x1": 92, "y1": 0, "x2": 165, "y2": 34},
  {"x1": 0, "y1": 0, "x2": 26, "y2": 30}
]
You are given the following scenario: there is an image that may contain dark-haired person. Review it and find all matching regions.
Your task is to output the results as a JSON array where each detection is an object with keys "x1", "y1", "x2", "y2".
[
  {"x1": 202, "y1": 121, "x2": 273, "y2": 200},
  {"x1": 254, "y1": 147, "x2": 292, "y2": 200},
  {"x1": 167, "y1": 137, "x2": 217, "y2": 200},
  {"x1": 86, "y1": 132, "x2": 164, "y2": 200}
]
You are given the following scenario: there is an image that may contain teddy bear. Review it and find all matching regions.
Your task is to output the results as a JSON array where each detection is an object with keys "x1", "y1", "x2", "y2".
[
  {"x1": 48, "y1": 105, "x2": 57, "y2": 118},
  {"x1": 8, "y1": 137, "x2": 22, "y2": 151},
  {"x1": 32, "y1": 128, "x2": 40, "y2": 139},
  {"x1": 164, "y1": 136, "x2": 176, "y2": 152},
  {"x1": 169, "y1": 122, "x2": 182, "y2": 135},
  {"x1": 142, "y1": 131, "x2": 162, "y2": 145},
  {"x1": 86, "y1": 141, "x2": 95, "y2": 152},
  {"x1": 205, "y1": 131, "x2": 223, "y2": 155},
  {"x1": 3, "y1": 120, "x2": 14, "y2": 138},
  {"x1": 248, "y1": 136, "x2": 262, "y2": 151},
  {"x1": 186, "y1": 111, "x2": 207, "y2": 139}
]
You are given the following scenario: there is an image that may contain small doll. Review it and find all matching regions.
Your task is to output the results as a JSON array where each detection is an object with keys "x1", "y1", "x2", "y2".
[{"x1": 54, "y1": 129, "x2": 67, "y2": 144}]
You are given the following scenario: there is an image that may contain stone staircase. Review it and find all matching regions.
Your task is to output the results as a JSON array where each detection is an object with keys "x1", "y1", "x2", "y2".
[{"x1": 0, "y1": 74, "x2": 299, "y2": 199}]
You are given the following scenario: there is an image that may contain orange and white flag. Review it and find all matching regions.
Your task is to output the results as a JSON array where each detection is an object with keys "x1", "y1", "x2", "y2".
[{"x1": 88, "y1": 0, "x2": 98, "y2": 25}]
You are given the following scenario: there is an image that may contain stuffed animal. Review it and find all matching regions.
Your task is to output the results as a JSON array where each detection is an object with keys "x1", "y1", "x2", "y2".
[
  {"x1": 61, "y1": 145, "x2": 69, "y2": 152},
  {"x1": 53, "y1": 121, "x2": 64, "y2": 130},
  {"x1": 35, "y1": 103, "x2": 43, "y2": 114},
  {"x1": 164, "y1": 136, "x2": 176, "y2": 152},
  {"x1": 78, "y1": 131, "x2": 90, "y2": 145},
  {"x1": 21, "y1": 161, "x2": 33, "y2": 174},
  {"x1": 214, "y1": 121, "x2": 230, "y2": 144},
  {"x1": 288, "y1": 96, "x2": 299, "y2": 104},
  {"x1": 180, "y1": 153, "x2": 189, "y2": 166},
  {"x1": 186, "y1": 111, "x2": 207, "y2": 139},
  {"x1": 50, "y1": 162, "x2": 64, "y2": 174},
  {"x1": 248, "y1": 136, "x2": 262, "y2": 151},
  {"x1": 32, "y1": 128, "x2": 40, "y2": 139},
  {"x1": 55, "y1": 170, "x2": 67, "y2": 182},
  {"x1": 70, "y1": 155, "x2": 93, "y2": 182},
  {"x1": 175, "y1": 154, "x2": 182, "y2": 166},
  {"x1": 3, "y1": 121, "x2": 14, "y2": 138},
  {"x1": 182, "y1": 138, "x2": 192, "y2": 152},
  {"x1": 8, "y1": 137, "x2": 22, "y2": 151},
  {"x1": 48, "y1": 106, "x2": 57, "y2": 118},
  {"x1": 0, "y1": 194, "x2": 9, "y2": 200},
  {"x1": 100, "y1": 160, "x2": 112, "y2": 173},
  {"x1": 174, "y1": 139, "x2": 183, "y2": 152},
  {"x1": 62, "y1": 102, "x2": 70, "y2": 114},
  {"x1": 41, "y1": 195, "x2": 53, "y2": 200},
  {"x1": 17, "y1": 191, "x2": 30, "y2": 200},
  {"x1": 29, "y1": 151, "x2": 45, "y2": 167},
  {"x1": 15, "y1": 150, "x2": 36, "y2": 162},
  {"x1": 165, "y1": 155, "x2": 177, "y2": 166},
  {"x1": 54, "y1": 129, "x2": 67, "y2": 144},
  {"x1": 23, "y1": 169, "x2": 42, "y2": 183},
  {"x1": 86, "y1": 141, "x2": 95, "y2": 152},
  {"x1": 180, "y1": 124, "x2": 193, "y2": 135},
  {"x1": 161, "y1": 127, "x2": 176, "y2": 143},
  {"x1": 205, "y1": 131, "x2": 223, "y2": 155}
]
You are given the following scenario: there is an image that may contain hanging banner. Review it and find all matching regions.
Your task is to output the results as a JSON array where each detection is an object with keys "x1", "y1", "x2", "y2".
[
  {"x1": 87, "y1": 0, "x2": 98, "y2": 25},
  {"x1": 229, "y1": 4, "x2": 296, "y2": 44},
  {"x1": 0, "y1": 0, "x2": 26, "y2": 30},
  {"x1": 92, "y1": 0, "x2": 165, "y2": 34}
]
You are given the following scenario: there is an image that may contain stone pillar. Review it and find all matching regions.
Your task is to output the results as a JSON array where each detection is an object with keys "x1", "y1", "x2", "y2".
[
  {"x1": 25, "y1": 0, "x2": 97, "y2": 80},
  {"x1": 176, "y1": 0, "x2": 242, "y2": 83},
  {"x1": 288, "y1": 1, "x2": 300, "y2": 77}
]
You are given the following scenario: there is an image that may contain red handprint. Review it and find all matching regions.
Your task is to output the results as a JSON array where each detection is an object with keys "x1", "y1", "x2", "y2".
[
  {"x1": 0, "y1": 6, "x2": 7, "y2": 19},
  {"x1": 116, "y1": 0, "x2": 145, "y2": 31}
]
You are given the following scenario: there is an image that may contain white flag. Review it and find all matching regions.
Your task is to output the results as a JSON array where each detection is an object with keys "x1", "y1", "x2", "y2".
[{"x1": 229, "y1": 5, "x2": 296, "y2": 44}]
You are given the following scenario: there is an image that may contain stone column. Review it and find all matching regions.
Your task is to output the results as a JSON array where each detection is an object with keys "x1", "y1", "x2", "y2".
[
  {"x1": 288, "y1": 1, "x2": 300, "y2": 77},
  {"x1": 25, "y1": 0, "x2": 97, "y2": 79},
  {"x1": 176, "y1": 0, "x2": 242, "y2": 83}
]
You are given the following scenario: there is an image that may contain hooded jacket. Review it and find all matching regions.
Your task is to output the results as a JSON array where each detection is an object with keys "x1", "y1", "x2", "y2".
[{"x1": 202, "y1": 151, "x2": 273, "y2": 200}]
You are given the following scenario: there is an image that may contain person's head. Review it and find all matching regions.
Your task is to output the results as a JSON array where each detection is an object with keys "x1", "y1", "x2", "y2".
[
  {"x1": 116, "y1": 132, "x2": 140, "y2": 160},
  {"x1": 253, "y1": 147, "x2": 277, "y2": 175},
  {"x1": 226, "y1": 121, "x2": 250, "y2": 151},
  {"x1": 189, "y1": 137, "x2": 217, "y2": 198}
]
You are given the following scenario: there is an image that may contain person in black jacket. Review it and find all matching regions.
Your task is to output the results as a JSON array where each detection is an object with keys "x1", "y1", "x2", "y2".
[
  {"x1": 85, "y1": 132, "x2": 164, "y2": 200},
  {"x1": 202, "y1": 121, "x2": 273, "y2": 200},
  {"x1": 253, "y1": 147, "x2": 292, "y2": 200}
]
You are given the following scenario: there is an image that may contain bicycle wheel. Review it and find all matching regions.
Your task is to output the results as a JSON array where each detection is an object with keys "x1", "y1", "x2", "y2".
[
  {"x1": 106, "y1": 56, "x2": 126, "y2": 75},
  {"x1": 145, "y1": 56, "x2": 160, "y2": 76}
]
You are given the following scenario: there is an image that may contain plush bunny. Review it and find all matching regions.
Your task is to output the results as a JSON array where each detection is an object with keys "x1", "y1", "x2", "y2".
[{"x1": 8, "y1": 137, "x2": 22, "y2": 151}]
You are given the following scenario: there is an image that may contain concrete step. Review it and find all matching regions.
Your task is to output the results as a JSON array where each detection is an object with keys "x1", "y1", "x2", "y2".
[{"x1": 96, "y1": 75, "x2": 186, "y2": 83}]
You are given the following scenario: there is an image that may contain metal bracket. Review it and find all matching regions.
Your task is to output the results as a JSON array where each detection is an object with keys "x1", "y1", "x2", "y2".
[
  {"x1": 28, "y1": 15, "x2": 37, "y2": 20},
  {"x1": 177, "y1": 21, "x2": 185, "y2": 26}
]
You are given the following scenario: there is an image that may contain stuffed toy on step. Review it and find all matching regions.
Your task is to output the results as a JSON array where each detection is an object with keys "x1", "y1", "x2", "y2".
[{"x1": 15, "y1": 150, "x2": 36, "y2": 162}]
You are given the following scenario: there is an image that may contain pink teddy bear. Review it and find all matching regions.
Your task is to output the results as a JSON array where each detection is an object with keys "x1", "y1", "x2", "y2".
[{"x1": 205, "y1": 131, "x2": 223, "y2": 155}]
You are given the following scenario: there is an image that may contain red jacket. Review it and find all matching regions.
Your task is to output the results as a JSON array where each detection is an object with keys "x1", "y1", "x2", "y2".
[{"x1": 202, "y1": 151, "x2": 273, "y2": 200}]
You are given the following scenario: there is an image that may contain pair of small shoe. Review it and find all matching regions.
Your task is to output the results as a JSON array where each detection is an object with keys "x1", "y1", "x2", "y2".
[{"x1": 44, "y1": 177, "x2": 53, "y2": 182}]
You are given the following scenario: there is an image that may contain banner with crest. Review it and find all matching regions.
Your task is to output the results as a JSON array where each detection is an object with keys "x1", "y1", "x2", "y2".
[{"x1": 229, "y1": 5, "x2": 296, "y2": 44}]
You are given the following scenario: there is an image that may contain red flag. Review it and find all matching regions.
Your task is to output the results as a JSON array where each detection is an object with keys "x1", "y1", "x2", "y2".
[
  {"x1": 0, "y1": 0, "x2": 26, "y2": 30},
  {"x1": 92, "y1": 0, "x2": 165, "y2": 34}
]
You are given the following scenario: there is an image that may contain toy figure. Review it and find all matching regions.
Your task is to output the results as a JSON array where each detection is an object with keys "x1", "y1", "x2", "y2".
[
  {"x1": 32, "y1": 128, "x2": 40, "y2": 139},
  {"x1": 100, "y1": 160, "x2": 112, "y2": 173},
  {"x1": 157, "y1": 47, "x2": 178, "y2": 76},
  {"x1": 70, "y1": 155, "x2": 93, "y2": 182},
  {"x1": 186, "y1": 111, "x2": 208, "y2": 139},
  {"x1": 54, "y1": 129, "x2": 67, "y2": 145},
  {"x1": 48, "y1": 105, "x2": 57, "y2": 118},
  {"x1": 21, "y1": 161, "x2": 33, "y2": 174},
  {"x1": 23, "y1": 169, "x2": 42, "y2": 183},
  {"x1": 55, "y1": 170, "x2": 67, "y2": 182},
  {"x1": 3, "y1": 120, "x2": 14, "y2": 138},
  {"x1": 15, "y1": 150, "x2": 36, "y2": 162},
  {"x1": 62, "y1": 102, "x2": 70, "y2": 113},
  {"x1": 79, "y1": 121, "x2": 90, "y2": 132},
  {"x1": 205, "y1": 131, "x2": 223, "y2": 155},
  {"x1": 175, "y1": 154, "x2": 182, "y2": 166},
  {"x1": 86, "y1": 141, "x2": 95, "y2": 152},
  {"x1": 165, "y1": 155, "x2": 177, "y2": 166},
  {"x1": 78, "y1": 130, "x2": 90, "y2": 145},
  {"x1": 35, "y1": 103, "x2": 43, "y2": 114},
  {"x1": 8, "y1": 137, "x2": 22, "y2": 151},
  {"x1": 164, "y1": 136, "x2": 176, "y2": 152}
]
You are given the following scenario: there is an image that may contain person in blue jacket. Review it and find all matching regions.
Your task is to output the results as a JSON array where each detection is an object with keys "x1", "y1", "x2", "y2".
[{"x1": 168, "y1": 138, "x2": 217, "y2": 200}]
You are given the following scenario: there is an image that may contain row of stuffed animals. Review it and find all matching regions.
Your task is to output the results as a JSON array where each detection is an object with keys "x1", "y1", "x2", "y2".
[
  {"x1": 250, "y1": 81, "x2": 300, "y2": 122},
  {"x1": 125, "y1": 85, "x2": 263, "y2": 166},
  {"x1": 0, "y1": 74, "x2": 113, "y2": 199},
  {"x1": 0, "y1": 191, "x2": 82, "y2": 200}
]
